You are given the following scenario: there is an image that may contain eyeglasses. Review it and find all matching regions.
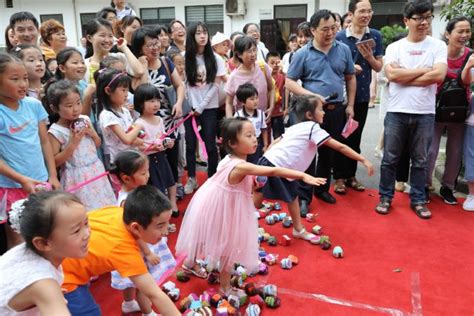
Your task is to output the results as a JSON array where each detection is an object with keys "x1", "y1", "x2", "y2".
[
  {"x1": 144, "y1": 41, "x2": 160, "y2": 49},
  {"x1": 171, "y1": 26, "x2": 185, "y2": 32},
  {"x1": 410, "y1": 15, "x2": 434, "y2": 23}
]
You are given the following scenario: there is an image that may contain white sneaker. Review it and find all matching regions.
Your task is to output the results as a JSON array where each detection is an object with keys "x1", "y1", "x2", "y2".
[
  {"x1": 463, "y1": 195, "x2": 474, "y2": 212},
  {"x1": 122, "y1": 300, "x2": 141, "y2": 313},
  {"x1": 184, "y1": 177, "x2": 198, "y2": 194}
]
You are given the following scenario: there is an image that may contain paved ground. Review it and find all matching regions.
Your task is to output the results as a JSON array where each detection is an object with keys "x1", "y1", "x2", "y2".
[{"x1": 357, "y1": 105, "x2": 466, "y2": 199}]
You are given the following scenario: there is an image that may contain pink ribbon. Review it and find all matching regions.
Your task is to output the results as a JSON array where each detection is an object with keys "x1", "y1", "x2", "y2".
[
  {"x1": 67, "y1": 171, "x2": 109, "y2": 193},
  {"x1": 143, "y1": 113, "x2": 193, "y2": 154},
  {"x1": 191, "y1": 116, "x2": 208, "y2": 160},
  {"x1": 143, "y1": 113, "x2": 208, "y2": 161}
]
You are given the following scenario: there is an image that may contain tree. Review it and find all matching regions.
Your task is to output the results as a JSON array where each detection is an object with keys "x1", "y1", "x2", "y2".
[
  {"x1": 440, "y1": 0, "x2": 474, "y2": 45},
  {"x1": 380, "y1": 24, "x2": 406, "y2": 52},
  {"x1": 440, "y1": 0, "x2": 474, "y2": 21}
]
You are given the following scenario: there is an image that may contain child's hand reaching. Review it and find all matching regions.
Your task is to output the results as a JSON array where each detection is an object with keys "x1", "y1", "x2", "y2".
[
  {"x1": 19, "y1": 176, "x2": 43, "y2": 193},
  {"x1": 145, "y1": 253, "x2": 161, "y2": 266},
  {"x1": 301, "y1": 174, "x2": 326, "y2": 187},
  {"x1": 362, "y1": 158, "x2": 375, "y2": 176}
]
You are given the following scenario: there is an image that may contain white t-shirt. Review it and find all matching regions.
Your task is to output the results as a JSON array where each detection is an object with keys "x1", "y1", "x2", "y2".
[
  {"x1": 234, "y1": 109, "x2": 267, "y2": 138},
  {"x1": 264, "y1": 121, "x2": 330, "y2": 173},
  {"x1": 117, "y1": 190, "x2": 128, "y2": 206},
  {"x1": 281, "y1": 51, "x2": 294, "y2": 74},
  {"x1": 384, "y1": 36, "x2": 447, "y2": 114},
  {"x1": 184, "y1": 52, "x2": 227, "y2": 113},
  {"x1": 256, "y1": 41, "x2": 269, "y2": 63},
  {"x1": 99, "y1": 107, "x2": 135, "y2": 161},
  {"x1": 0, "y1": 243, "x2": 63, "y2": 316}
]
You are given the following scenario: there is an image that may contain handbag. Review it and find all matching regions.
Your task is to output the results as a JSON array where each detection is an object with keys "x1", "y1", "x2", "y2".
[
  {"x1": 435, "y1": 50, "x2": 472, "y2": 123},
  {"x1": 160, "y1": 57, "x2": 192, "y2": 115}
]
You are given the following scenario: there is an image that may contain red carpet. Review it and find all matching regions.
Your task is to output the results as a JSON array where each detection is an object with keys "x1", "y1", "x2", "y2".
[{"x1": 91, "y1": 173, "x2": 474, "y2": 315}]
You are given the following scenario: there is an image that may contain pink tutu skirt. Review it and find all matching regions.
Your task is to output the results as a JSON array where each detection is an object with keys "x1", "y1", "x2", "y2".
[{"x1": 176, "y1": 156, "x2": 259, "y2": 272}]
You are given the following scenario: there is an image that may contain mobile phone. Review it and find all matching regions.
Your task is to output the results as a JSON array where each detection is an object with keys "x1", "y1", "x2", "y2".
[{"x1": 356, "y1": 38, "x2": 376, "y2": 48}]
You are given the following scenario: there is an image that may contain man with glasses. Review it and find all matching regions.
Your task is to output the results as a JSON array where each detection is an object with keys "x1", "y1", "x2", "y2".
[
  {"x1": 334, "y1": 0, "x2": 383, "y2": 194},
  {"x1": 375, "y1": 0, "x2": 447, "y2": 219},
  {"x1": 286, "y1": 9, "x2": 356, "y2": 213}
]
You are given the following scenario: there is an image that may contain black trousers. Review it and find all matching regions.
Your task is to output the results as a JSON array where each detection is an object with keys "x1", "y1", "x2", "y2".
[
  {"x1": 298, "y1": 104, "x2": 346, "y2": 202},
  {"x1": 333, "y1": 101, "x2": 369, "y2": 179}
]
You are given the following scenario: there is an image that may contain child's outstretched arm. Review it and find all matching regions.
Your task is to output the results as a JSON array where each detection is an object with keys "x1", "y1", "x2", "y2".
[
  {"x1": 109, "y1": 123, "x2": 144, "y2": 145},
  {"x1": 130, "y1": 273, "x2": 180, "y2": 316},
  {"x1": 230, "y1": 162, "x2": 326, "y2": 187},
  {"x1": 39, "y1": 121, "x2": 60, "y2": 189},
  {"x1": 0, "y1": 160, "x2": 42, "y2": 193},
  {"x1": 18, "y1": 278, "x2": 71, "y2": 316},
  {"x1": 324, "y1": 138, "x2": 374, "y2": 176}
]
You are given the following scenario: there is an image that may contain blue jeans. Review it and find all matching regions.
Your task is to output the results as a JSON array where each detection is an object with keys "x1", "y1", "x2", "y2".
[
  {"x1": 379, "y1": 112, "x2": 434, "y2": 204},
  {"x1": 184, "y1": 109, "x2": 218, "y2": 178},
  {"x1": 65, "y1": 285, "x2": 101, "y2": 316}
]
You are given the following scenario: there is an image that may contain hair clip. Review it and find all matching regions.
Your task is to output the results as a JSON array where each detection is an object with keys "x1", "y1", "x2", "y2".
[{"x1": 9, "y1": 198, "x2": 27, "y2": 234}]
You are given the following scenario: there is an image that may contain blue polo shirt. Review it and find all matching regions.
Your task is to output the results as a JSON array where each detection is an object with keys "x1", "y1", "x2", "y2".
[
  {"x1": 287, "y1": 40, "x2": 355, "y2": 104},
  {"x1": 336, "y1": 27, "x2": 383, "y2": 103}
]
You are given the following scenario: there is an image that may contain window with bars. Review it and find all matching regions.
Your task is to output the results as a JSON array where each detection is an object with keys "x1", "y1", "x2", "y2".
[
  {"x1": 80, "y1": 13, "x2": 97, "y2": 37},
  {"x1": 185, "y1": 5, "x2": 224, "y2": 35},
  {"x1": 140, "y1": 7, "x2": 176, "y2": 26},
  {"x1": 40, "y1": 14, "x2": 64, "y2": 24}
]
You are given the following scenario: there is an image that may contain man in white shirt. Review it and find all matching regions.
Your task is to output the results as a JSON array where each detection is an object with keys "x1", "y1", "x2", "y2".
[{"x1": 376, "y1": 0, "x2": 447, "y2": 219}]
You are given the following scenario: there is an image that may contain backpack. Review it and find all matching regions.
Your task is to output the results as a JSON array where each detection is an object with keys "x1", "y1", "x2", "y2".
[{"x1": 435, "y1": 50, "x2": 472, "y2": 123}]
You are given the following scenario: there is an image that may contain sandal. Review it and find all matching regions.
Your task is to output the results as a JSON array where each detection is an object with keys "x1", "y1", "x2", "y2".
[
  {"x1": 375, "y1": 199, "x2": 391, "y2": 215},
  {"x1": 293, "y1": 227, "x2": 320, "y2": 244},
  {"x1": 182, "y1": 264, "x2": 208, "y2": 279},
  {"x1": 411, "y1": 203, "x2": 432, "y2": 220},
  {"x1": 334, "y1": 179, "x2": 347, "y2": 195},
  {"x1": 346, "y1": 177, "x2": 365, "y2": 191}
]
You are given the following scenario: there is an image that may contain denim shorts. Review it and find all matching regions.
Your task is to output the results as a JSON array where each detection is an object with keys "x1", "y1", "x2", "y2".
[
  {"x1": 464, "y1": 125, "x2": 474, "y2": 181},
  {"x1": 64, "y1": 284, "x2": 101, "y2": 316}
]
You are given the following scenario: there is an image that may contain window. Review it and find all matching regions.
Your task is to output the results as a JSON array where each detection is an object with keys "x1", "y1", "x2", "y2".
[
  {"x1": 140, "y1": 7, "x2": 175, "y2": 26},
  {"x1": 185, "y1": 5, "x2": 224, "y2": 35},
  {"x1": 274, "y1": 5, "x2": 307, "y2": 20},
  {"x1": 40, "y1": 14, "x2": 64, "y2": 24},
  {"x1": 80, "y1": 13, "x2": 97, "y2": 37}
]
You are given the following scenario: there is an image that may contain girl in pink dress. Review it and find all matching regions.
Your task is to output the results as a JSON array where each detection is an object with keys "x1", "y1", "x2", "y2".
[{"x1": 176, "y1": 117, "x2": 325, "y2": 294}]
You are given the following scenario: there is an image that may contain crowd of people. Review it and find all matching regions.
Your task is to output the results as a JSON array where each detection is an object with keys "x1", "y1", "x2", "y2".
[{"x1": 0, "y1": 0, "x2": 473, "y2": 314}]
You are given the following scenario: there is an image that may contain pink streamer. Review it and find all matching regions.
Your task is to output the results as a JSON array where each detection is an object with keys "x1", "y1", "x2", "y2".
[
  {"x1": 156, "y1": 253, "x2": 187, "y2": 286},
  {"x1": 191, "y1": 116, "x2": 208, "y2": 160},
  {"x1": 143, "y1": 113, "x2": 193, "y2": 154},
  {"x1": 67, "y1": 171, "x2": 109, "y2": 193}
]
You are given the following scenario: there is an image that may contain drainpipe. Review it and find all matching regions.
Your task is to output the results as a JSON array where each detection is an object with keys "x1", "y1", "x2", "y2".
[{"x1": 72, "y1": 0, "x2": 80, "y2": 46}]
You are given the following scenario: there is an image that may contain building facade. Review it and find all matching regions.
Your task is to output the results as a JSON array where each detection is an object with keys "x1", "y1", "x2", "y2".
[{"x1": 1, "y1": 0, "x2": 448, "y2": 52}]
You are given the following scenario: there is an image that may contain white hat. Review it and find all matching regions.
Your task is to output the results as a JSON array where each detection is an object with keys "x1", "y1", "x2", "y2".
[{"x1": 211, "y1": 32, "x2": 230, "y2": 47}]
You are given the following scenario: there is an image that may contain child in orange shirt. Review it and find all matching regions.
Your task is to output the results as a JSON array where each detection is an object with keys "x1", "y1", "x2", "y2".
[
  {"x1": 62, "y1": 185, "x2": 180, "y2": 316},
  {"x1": 266, "y1": 51, "x2": 286, "y2": 139}
]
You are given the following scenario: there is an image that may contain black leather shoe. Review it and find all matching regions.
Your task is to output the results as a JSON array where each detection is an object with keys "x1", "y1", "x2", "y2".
[
  {"x1": 300, "y1": 199, "x2": 309, "y2": 218},
  {"x1": 316, "y1": 191, "x2": 336, "y2": 204}
]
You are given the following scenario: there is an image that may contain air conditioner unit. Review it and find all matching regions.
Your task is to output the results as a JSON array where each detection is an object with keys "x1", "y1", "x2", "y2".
[{"x1": 226, "y1": 0, "x2": 246, "y2": 16}]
